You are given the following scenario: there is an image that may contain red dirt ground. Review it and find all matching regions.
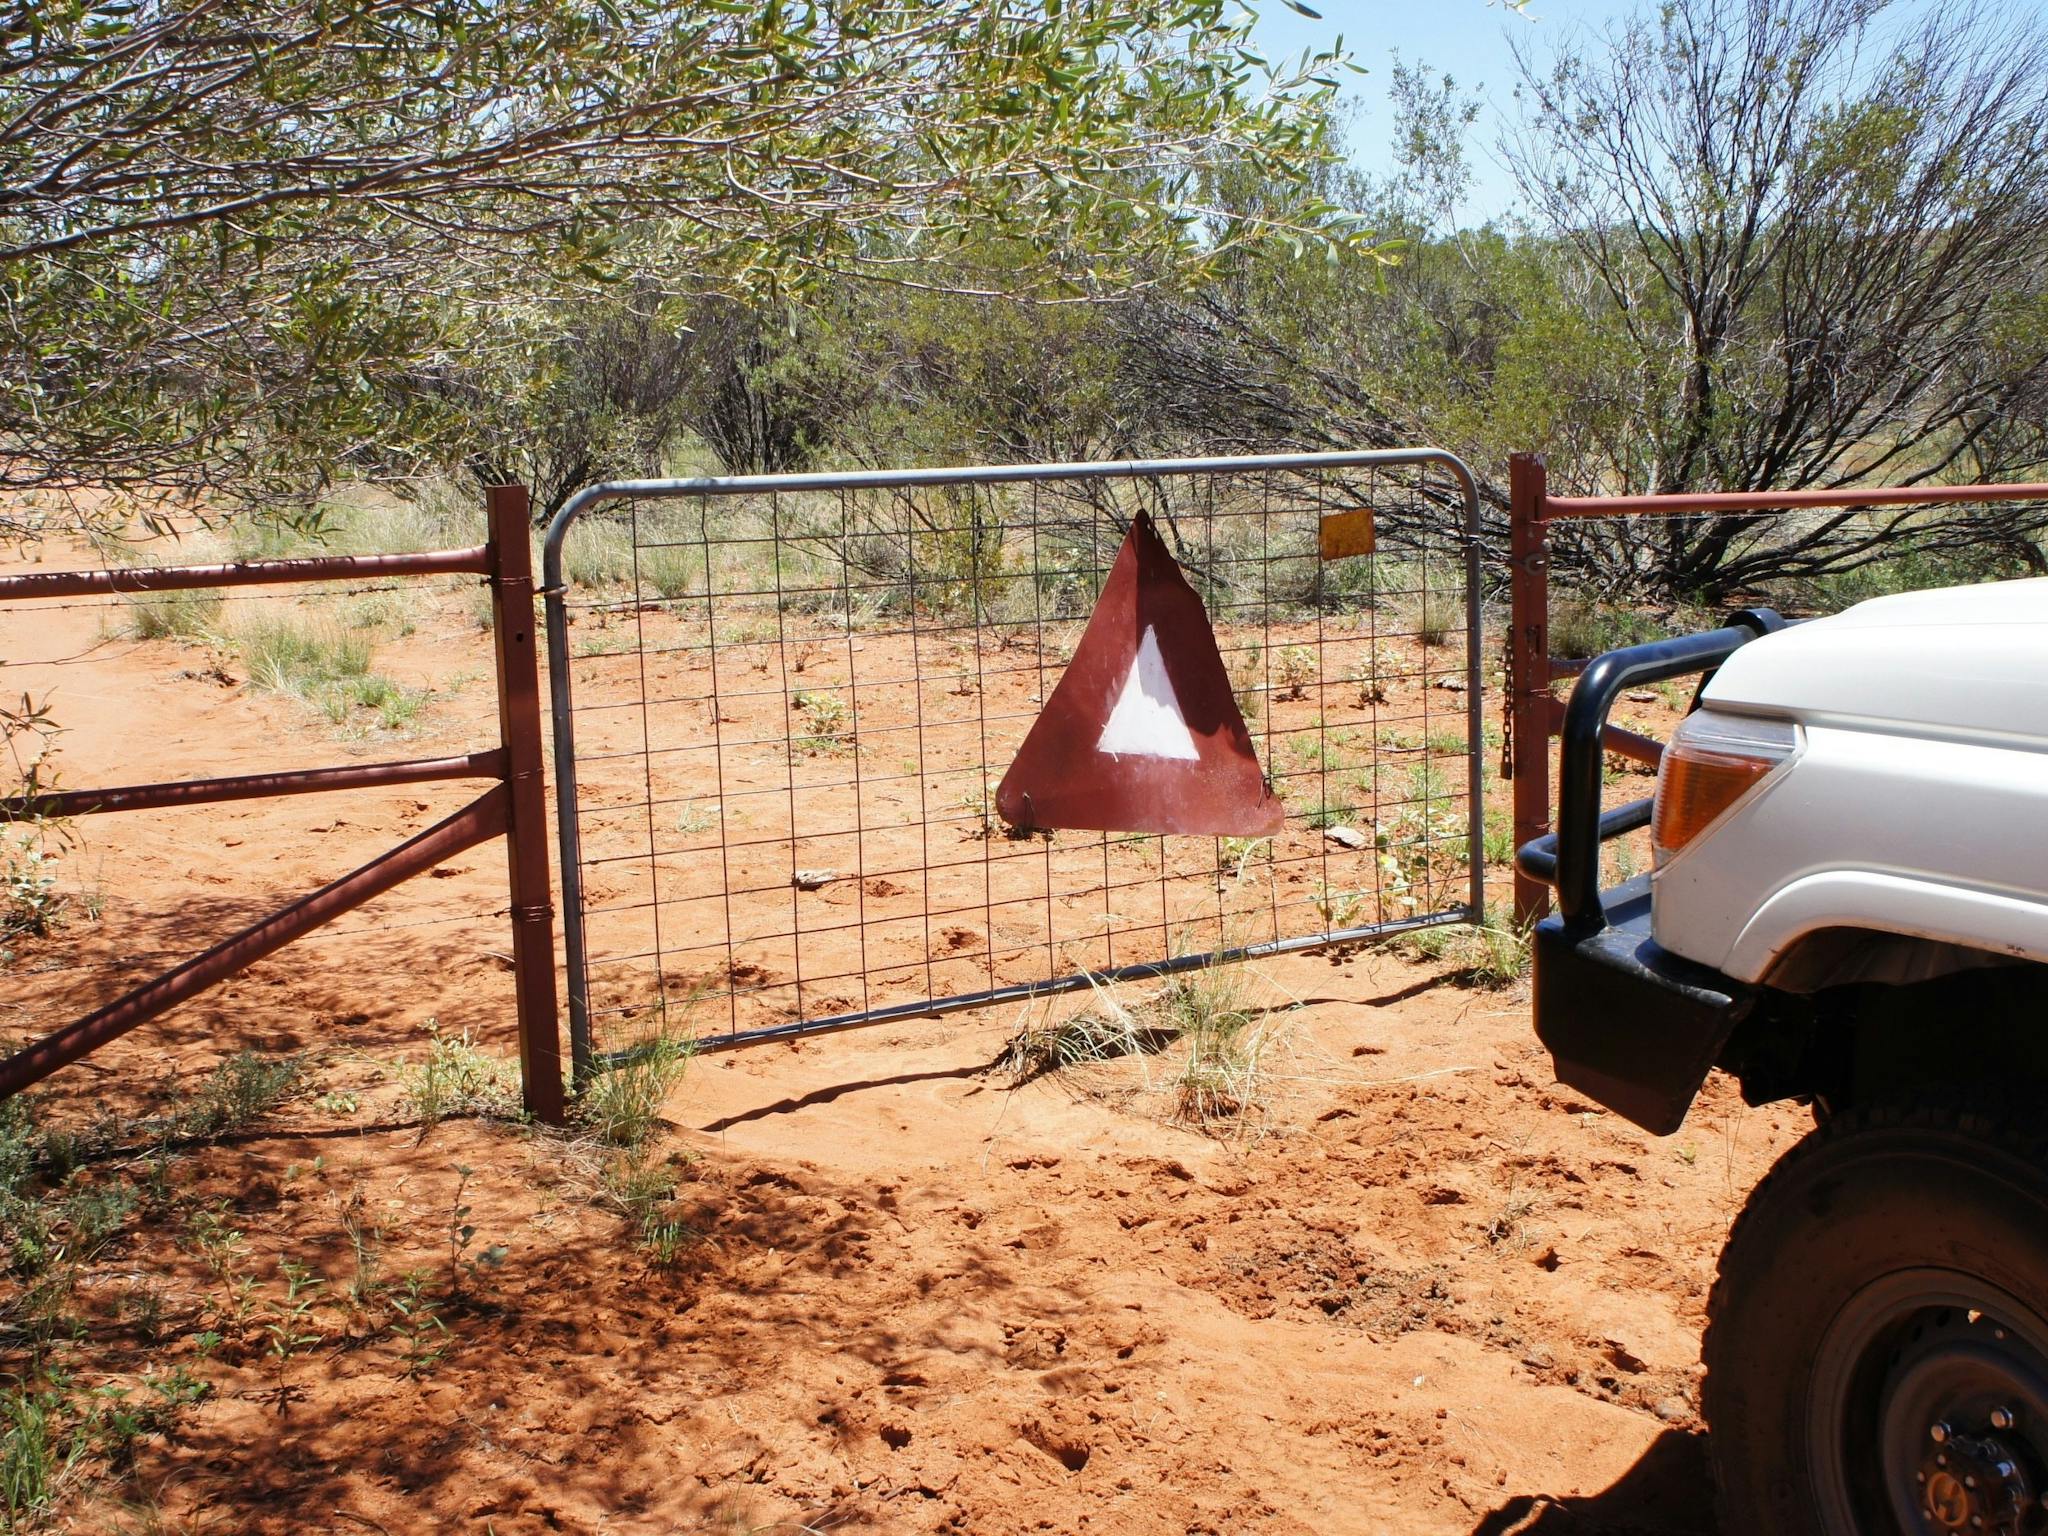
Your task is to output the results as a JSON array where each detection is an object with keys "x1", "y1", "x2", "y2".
[{"x1": 0, "y1": 546, "x2": 1804, "y2": 1535}]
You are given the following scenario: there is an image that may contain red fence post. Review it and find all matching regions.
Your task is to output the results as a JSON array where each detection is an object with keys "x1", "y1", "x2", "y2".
[
  {"x1": 1508, "y1": 454, "x2": 1553, "y2": 926},
  {"x1": 487, "y1": 485, "x2": 565, "y2": 1124}
]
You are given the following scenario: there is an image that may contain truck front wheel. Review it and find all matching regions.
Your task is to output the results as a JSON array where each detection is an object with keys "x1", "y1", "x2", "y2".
[{"x1": 1704, "y1": 1104, "x2": 2048, "y2": 1535}]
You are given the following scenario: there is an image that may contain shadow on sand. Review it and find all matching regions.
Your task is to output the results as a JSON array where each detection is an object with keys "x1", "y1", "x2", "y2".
[{"x1": 1470, "y1": 1429, "x2": 1719, "y2": 1535}]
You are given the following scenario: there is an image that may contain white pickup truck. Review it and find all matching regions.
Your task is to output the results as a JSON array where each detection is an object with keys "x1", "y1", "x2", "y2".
[{"x1": 1516, "y1": 580, "x2": 2048, "y2": 1536}]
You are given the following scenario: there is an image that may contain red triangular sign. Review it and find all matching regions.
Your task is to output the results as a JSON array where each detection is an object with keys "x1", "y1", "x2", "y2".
[{"x1": 998, "y1": 511, "x2": 1285, "y2": 837}]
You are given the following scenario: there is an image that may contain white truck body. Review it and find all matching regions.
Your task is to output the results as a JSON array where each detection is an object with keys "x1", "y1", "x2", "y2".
[{"x1": 1649, "y1": 579, "x2": 2048, "y2": 984}]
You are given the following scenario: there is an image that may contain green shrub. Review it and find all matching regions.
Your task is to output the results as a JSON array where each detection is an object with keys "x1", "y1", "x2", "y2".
[
  {"x1": 122, "y1": 587, "x2": 222, "y2": 643},
  {"x1": 239, "y1": 616, "x2": 423, "y2": 732},
  {"x1": 405, "y1": 1024, "x2": 521, "y2": 1127},
  {"x1": 1548, "y1": 600, "x2": 1671, "y2": 660},
  {"x1": 1275, "y1": 645, "x2": 1318, "y2": 700},
  {"x1": 1, "y1": 834, "x2": 63, "y2": 942},
  {"x1": 170, "y1": 1052, "x2": 301, "y2": 1141},
  {"x1": 1388, "y1": 906, "x2": 1531, "y2": 988},
  {"x1": 574, "y1": 1033, "x2": 694, "y2": 1150},
  {"x1": 240, "y1": 616, "x2": 371, "y2": 694},
  {"x1": 792, "y1": 688, "x2": 851, "y2": 754}
]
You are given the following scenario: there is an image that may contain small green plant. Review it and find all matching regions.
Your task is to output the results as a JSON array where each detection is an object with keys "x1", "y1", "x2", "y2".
[
  {"x1": 1156, "y1": 960, "x2": 1276, "y2": 1129},
  {"x1": 1349, "y1": 650, "x2": 1390, "y2": 706},
  {"x1": 1482, "y1": 807, "x2": 1516, "y2": 867},
  {"x1": 443, "y1": 1165, "x2": 507, "y2": 1302},
  {"x1": 1227, "y1": 641, "x2": 1263, "y2": 721},
  {"x1": 573, "y1": 627, "x2": 634, "y2": 657},
  {"x1": 958, "y1": 779, "x2": 1000, "y2": 837},
  {"x1": 637, "y1": 543, "x2": 698, "y2": 601},
  {"x1": 261, "y1": 1257, "x2": 327, "y2": 1368},
  {"x1": 674, "y1": 799, "x2": 721, "y2": 838},
  {"x1": 639, "y1": 1213, "x2": 693, "y2": 1266},
  {"x1": 405, "y1": 1023, "x2": 520, "y2": 1128},
  {"x1": 1387, "y1": 564, "x2": 1462, "y2": 648},
  {"x1": 337, "y1": 1187, "x2": 383, "y2": 1315},
  {"x1": 317, "y1": 672, "x2": 426, "y2": 733},
  {"x1": 341, "y1": 588, "x2": 417, "y2": 635},
  {"x1": 239, "y1": 615, "x2": 421, "y2": 734},
  {"x1": 0, "y1": 1368, "x2": 208, "y2": 1526},
  {"x1": 1372, "y1": 762, "x2": 1470, "y2": 913},
  {"x1": 387, "y1": 1271, "x2": 449, "y2": 1377},
  {"x1": 170, "y1": 1052, "x2": 300, "y2": 1142},
  {"x1": 183, "y1": 1202, "x2": 247, "y2": 1280},
  {"x1": 240, "y1": 615, "x2": 371, "y2": 693},
  {"x1": 1275, "y1": 645, "x2": 1317, "y2": 701},
  {"x1": 595, "y1": 1151, "x2": 681, "y2": 1227},
  {"x1": 1548, "y1": 600, "x2": 1671, "y2": 660},
  {"x1": 1, "y1": 1383, "x2": 72, "y2": 1521},
  {"x1": 792, "y1": 688, "x2": 850, "y2": 755},
  {"x1": 1, "y1": 833, "x2": 64, "y2": 941},
  {"x1": 996, "y1": 952, "x2": 1291, "y2": 1133},
  {"x1": 1289, "y1": 732, "x2": 1339, "y2": 772},
  {"x1": 562, "y1": 520, "x2": 636, "y2": 588},
  {"x1": 55, "y1": 1177, "x2": 136, "y2": 1266},
  {"x1": 1288, "y1": 771, "x2": 1368, "y2": 833},
  {"x1": 1311, "y1": 882, "x2": 1368, "y2": 930},
  {"x1": 1390, "y1": 910, "x2": 1531, "y2": 988},
  {"x1": 1218, "y1": 836, "x2": 1271, "y2": 883}
]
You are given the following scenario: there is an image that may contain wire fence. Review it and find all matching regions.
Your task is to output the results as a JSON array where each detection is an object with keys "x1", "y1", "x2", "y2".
[{"x1": 546, "y1": 452, "x2": 1485, "y2": 1069}]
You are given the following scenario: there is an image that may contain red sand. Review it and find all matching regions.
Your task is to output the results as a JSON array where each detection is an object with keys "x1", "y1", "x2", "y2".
[{"x1": 0, "y1": 554, "x2": 1799, "y2": 1534}]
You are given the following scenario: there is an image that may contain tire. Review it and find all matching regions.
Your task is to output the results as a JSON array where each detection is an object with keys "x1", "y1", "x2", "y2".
[{"x1": 1703, "y1": 1103, "x2": 2048, "y2": 1536}]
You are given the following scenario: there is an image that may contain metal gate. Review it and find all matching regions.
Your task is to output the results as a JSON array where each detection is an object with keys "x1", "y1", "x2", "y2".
[{"x1": 542, "y1": 451, "x2": 1483, "y2": 1075}]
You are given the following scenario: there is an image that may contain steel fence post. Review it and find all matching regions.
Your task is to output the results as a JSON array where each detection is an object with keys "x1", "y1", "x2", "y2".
[
  {"x1": 1508, "y1": 454, "x2": 1553, "y2": 926},
  {"x1": 488, "y1": 484, "x2": 566, "y2": 1124}
]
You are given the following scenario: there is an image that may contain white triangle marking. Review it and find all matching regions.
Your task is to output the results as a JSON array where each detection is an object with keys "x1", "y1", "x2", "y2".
[{"x1": 1096, "y1": 626, "x2": 1200, "y2": 761}]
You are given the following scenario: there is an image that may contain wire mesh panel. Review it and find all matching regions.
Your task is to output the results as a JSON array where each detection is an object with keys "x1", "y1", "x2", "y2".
[{"x1": 544, "y1": 452, "x2": 1483, "y2": 1070}]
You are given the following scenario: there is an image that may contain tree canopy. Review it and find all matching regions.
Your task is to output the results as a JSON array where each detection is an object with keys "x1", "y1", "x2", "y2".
[{"x1": 0, "y1": 0, "x2": 1351, "y2": 526}]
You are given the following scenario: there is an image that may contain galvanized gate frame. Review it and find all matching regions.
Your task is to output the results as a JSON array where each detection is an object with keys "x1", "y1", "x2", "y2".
[{"x1": 543, "y1": 450, "x2": 1485, "y2": 1079}]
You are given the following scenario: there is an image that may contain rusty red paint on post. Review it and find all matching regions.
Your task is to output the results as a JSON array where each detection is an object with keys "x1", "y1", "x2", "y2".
[
  {"x1": 487, "y1": 485, "x2": 565, "y2": 1124},
  {"x1": 4, "y1": 750, "x2": 507, "y2": 821},
  {"x1": 1508, "y1": 454, "x2": 1553, "y2": 926},
  {"x1": 0, "y1": 791, "x2": 508, "y2": 1102},
  {"x1": 1543, "y1": 482, "x2": 2048, "y2": 520},
  {"x1": 0, "y1": 546, "x2": 490, "y2": 602},
  {"x1": 997, "y1": 511, "x2": 1283, "y2": 838}
]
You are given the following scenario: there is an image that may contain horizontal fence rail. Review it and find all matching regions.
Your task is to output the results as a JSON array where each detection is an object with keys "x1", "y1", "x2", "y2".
[
  {"x1": 0, "y1": 488, "x2": 563, "y2": 1119},
  {"x1": 11, "y1": 751, "x2": 508, "y2": 820},
  {"x1": 0, "y1": 547, "x2": 492, "y2": 600},
  {"x1": 545, "y1": 450, "x2": 1486, "y2": 1076},
  {"x1": 1505, "y1": 454, "x2": 2048, "y2": 922}
]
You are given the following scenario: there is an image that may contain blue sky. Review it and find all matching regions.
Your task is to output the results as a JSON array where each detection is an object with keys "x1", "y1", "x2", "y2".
[
  {"x1": 1244, "y1": 0, "x2": 1640, "y2": 222},
  {"x1": 1244, "y1": 0, "x2": 1954, "y2": 224}
]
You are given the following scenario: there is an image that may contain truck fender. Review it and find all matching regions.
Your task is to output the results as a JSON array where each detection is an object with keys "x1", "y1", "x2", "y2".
[{"x1": 1726, "y1": 871, "x2": 2048, "y2": 982}]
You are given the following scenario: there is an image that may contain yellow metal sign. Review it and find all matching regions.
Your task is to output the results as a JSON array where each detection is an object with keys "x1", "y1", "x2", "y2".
[{"x1": 1318, "y1": 508, "x2": 1377, "y2": 560}]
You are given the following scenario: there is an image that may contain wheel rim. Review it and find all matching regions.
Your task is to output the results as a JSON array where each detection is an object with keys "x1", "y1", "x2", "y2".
[{"x1": 1809, "y1": 1268, "x2": 2048, "y2": 1536}]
